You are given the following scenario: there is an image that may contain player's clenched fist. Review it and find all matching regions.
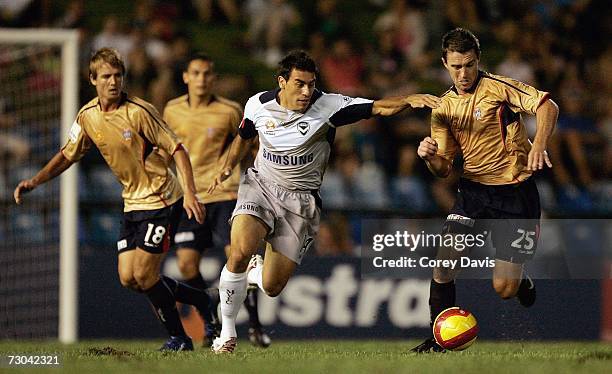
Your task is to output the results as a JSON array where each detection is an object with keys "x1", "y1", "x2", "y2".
[{"x1": 417, "y1": 137, "x2": 438, "y2": 160}]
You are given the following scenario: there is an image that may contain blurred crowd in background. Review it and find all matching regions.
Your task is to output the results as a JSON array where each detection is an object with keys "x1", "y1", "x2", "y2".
[{"x1": 1, "y1": 0, "x2": 610, "y2": 256}]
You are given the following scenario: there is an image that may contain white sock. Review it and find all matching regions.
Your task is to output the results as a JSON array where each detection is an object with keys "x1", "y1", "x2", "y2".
[{"x1": 218, "y1": 265, "x2": 247, "y2": 339}]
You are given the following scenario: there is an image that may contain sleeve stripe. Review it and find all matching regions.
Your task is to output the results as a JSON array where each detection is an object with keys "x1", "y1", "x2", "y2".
[
  {"x1": 329, "y1": 102, "x2": 373, "y2": 127},
  {"x1": 171, "y1": 143, "x2": 184, "y2": 155},
  {"x1": 78, "y1": 103, "x2": 98, "y2": 116},
  {"x1": 482, "y1": 75, "x2": 529, "y2": 96},
  {"x1": 536, "y1": 93, "x2": 551, "y2": 109}
]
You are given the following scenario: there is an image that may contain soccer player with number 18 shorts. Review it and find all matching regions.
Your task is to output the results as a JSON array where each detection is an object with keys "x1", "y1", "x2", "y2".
[
  {"x1": 411, "y1": 28, "x2": 559, "y2": 353},
  {"x1": 14, "y1": 48, "x2": 216, "y2": 352},
  {"x1": 163, "y1": 53, "x2": 270, "y2": 348},
  {"x1": 207, "y1": 50, "x2": 441, "y2": 353}
]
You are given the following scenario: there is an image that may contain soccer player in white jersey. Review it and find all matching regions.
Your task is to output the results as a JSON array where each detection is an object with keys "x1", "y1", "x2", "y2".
[{"x1": 207, "y1": 50, "x2": 441, "y2": 353}]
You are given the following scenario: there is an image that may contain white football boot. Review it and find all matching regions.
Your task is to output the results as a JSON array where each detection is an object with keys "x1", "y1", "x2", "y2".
[{"x1": 212, "y1": 336, "x2": 237, "y2": 354}]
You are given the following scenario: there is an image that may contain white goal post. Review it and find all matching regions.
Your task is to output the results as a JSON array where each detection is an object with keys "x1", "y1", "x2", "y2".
[{"x1": 0, "y1": 28, "x2": 79, "y2": 343}]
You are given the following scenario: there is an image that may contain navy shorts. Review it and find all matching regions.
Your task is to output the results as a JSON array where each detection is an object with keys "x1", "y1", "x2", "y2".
[
  {"x1": 443, "y1": 178, "x2": 541, "y2": 263},
  {"x1": 117, "y1": 199, "x2": 183, "y2": 254},
  {"x1": 173, "y1": 200, "x2": 236, "y2": 252}
]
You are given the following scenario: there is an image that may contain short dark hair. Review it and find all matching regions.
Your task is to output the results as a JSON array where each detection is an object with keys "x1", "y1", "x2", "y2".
[
  {"x1": 441, "y1": 28, "x2": 481, "y2": 62},
  {"x1": 183, "y1": 52, "x2": 214, "y2": 72},
  {"x1": 89, "y1": 47, "x2": 125, "y2": 78},
  {"x1": 277, "y1": 50, "x2": 318, "y2": 81}
]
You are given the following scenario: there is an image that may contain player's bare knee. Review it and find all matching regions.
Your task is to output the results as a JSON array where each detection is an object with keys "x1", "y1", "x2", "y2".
[
  {"x1": 262, "y1": 282, "x2": 284, "y2": 297},
  {"x1": 493, "y1": 279, "x2": 519, "y2": 299},
  {"x1": 227, "y1": 250, "x2": 249, "y2": 272}
]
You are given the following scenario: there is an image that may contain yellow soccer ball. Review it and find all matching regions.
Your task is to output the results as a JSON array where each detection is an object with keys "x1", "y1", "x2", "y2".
[{"x1": 433, "y1": 307, "x2": 479, "y2": 351}]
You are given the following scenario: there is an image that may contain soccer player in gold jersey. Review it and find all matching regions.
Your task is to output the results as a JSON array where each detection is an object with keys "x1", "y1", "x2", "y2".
[
  {"x1": 14, "y1": 48, "x2": 215, "y2": 351},
  {"x1": 411, "y1": 28, "x2": 559, "y2": 353},
  {"x1": 163, "y1": 53, "x2": 270, "y2": 348}
]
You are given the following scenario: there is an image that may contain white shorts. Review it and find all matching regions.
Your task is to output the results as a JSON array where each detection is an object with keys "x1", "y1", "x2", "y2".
[{"x1": 231, "y1": 168, "x2": 321, "y2": 264}]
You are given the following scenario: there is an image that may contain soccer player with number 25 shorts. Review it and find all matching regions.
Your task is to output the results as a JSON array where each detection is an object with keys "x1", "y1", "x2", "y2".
[
  {"x1": 14, "y1": 48, "x2": 215, "y2": 352},
  {"x1": 411, "y1": 28, "x2": 559, "y2": 353}
]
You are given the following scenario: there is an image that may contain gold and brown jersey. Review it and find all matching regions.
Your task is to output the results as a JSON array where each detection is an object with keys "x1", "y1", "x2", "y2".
[
  {"x1": 431, "y1": 71, "x2": 550, "y2": 185},
  {"x1": 163, "y1": 94, "x2": 242, "y2": 204},
  {"x1": 61, "y1": 93, "x2": 183, "y2": 212}
]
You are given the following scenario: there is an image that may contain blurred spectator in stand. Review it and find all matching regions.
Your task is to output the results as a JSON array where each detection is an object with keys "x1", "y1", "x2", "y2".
[
  {"x1": 0, "y1": 100, "x2": 29, "y2": 166},
  {"x1": 0, "y1": 96, "x2": 29, "y2": 198},
  {"x1": 0, "y1": 133, "x2": 29, "y2": 164},
  {"x1": 548, "y1": 65, "x2": 601, "y2": 211},
  {"x1": 366, "y1": 25, "x2": 405, "y2": 96},
  {"x1": 170, "y1": 34, "x2": 192, "y2": 90},
  {"x1": 192, "y1": 0, "x2": 240, "y2": 24},
  {"x1": 243, "y1": 0, "x2": 300, "y2": 67},
  {"x1": 593, "y1": 97, "x2": 612, "y2": 212},
  {"x1": 140, "y1": 18, "x2": 172, "y2": 65},
  {"x1": 311, "y1": 0, "x2": 344, "y2": 42},
  {"x1": 321, "y1": 144, "x2": 389, "y2": 210},
  {"x1": 125, "y1": 46, "x2": 156, "y2": 99},
  {"x1": 149, "y1": 64, "x2": 177, "y2": 113},
  {"x1": 374, "y1": 0, "x2": 427, "y2": 68},
  {"x1": 132, "y1": 0, "x2": 153, "y2": 29},
  {"x1": 91, "y1": 15, "x2": 134, "y2": 61},
  {"x1": 0, "y1": 0, "x2": 49, "y2": 27},
  {"x1": 391, "y1": 115, "x2": 429, "y2": 145},
  {"x1": 320, "y1": 38, "x2": 365, "y2": 96},
  {"x1": 496, "y1": 49, "x2": 536, "y2": 86},
  {"x1": 315, "y1": 213, "x2": 354, "y2": 256},
  {"x1": 307, "y1": 32, "x2": 327, "y2": 67},
  {"x1": 53, "y1": 0, "x2": 84, "y2": 28},
  {"x1": 390, "y1": 144, "x2": 429, "y2": 212},
  {"x1": 444, "y1": 0, "x2": 482, "y2": 32}
]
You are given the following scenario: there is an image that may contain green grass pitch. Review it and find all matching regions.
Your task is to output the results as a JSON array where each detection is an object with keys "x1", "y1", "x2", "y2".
[{"x1": 1, "y1": 340, "x2": 610, "y2": 373}]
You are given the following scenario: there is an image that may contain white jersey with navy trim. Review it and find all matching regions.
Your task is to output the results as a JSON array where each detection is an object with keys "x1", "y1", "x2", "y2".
[{"x1": 239, "y1": 89, "x2": 373, "y2": 190}]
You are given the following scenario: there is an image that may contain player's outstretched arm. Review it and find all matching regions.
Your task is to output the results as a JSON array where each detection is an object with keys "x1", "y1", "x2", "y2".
[
  {"x1": 417, "y1": 137, "x2": 453, "y2": 178},
  {"x1": 173, "y1": 145, "x2": 205, "y2": 224},
  {"x1": 207, "y1": 135, "x2": 256, "y2": 194},
  {"x1": 14, "y1": 151, "x2": 74, "y2": 204},
  {"x1": 528, "y1": 99, "x2": 559, "y2": 171},
  {"x1": 372, "y1": 94, "x2": 441, "y2": 117}
]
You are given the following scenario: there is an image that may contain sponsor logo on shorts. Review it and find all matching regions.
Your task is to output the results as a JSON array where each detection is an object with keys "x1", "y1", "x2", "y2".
[
  {"x1": 447, "y1": 214, "x2": 475, "y2": 227},
  {"x1": 474, "y1": 107, "x2": 482, "y2": 121},
  {"x1": 300, "y1": 237, "x2": 314, "y2": 257},
  {"x1": 262, "y1": 148, "x2": 314, "y2": 166},
  {"x1": 239, "y1": 203, "x2": 260, "y2": 213},
  {"x1": 117, "y1": 239, "x2": 127, "y2": 251},
  {"x1": 174, "y1": 231, "x2": 195, "y2": 243}
]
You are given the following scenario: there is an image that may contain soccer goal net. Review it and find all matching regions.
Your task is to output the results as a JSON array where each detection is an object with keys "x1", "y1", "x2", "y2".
[{"x1": 0, "y1": 29, "x2": 79, "y2": 343}]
